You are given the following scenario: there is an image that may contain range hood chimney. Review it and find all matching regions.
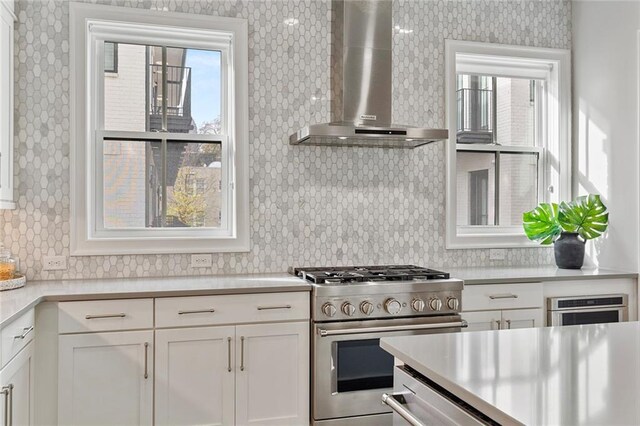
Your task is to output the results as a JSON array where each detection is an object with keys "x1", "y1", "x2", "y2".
[{"x1": 289, "y1": 0, "x2": 448, "y2": 148}]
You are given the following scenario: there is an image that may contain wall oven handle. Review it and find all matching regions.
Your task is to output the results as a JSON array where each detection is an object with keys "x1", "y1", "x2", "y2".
[
  {"x1": 318, "y1": 320, "x2": 467, "y2": 337},
  {"x1": 382, "y1": 393, "x2": 427, "y2": 426}
]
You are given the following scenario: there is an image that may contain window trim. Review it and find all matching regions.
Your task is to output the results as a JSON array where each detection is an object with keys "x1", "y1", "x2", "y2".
[
  {"x1": 70, "y1": 3, "x2": 249, "y2": 255},
  {"x1": 445, "y1": 40, "x2": 571, "y2": 249}
]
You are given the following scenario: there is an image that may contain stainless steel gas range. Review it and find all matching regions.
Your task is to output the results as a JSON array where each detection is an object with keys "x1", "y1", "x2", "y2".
[{"x1": 291, "y1": 265, "x2": 466, "y2": 426}]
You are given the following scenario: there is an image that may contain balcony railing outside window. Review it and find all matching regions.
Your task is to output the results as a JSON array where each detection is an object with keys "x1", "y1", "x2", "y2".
[
  {"x1": 149, "y1": 64, "x2": 192, "y2": 118},
  {"x1": 456, "y1": 87, "x2": 494, "y2": 144}
]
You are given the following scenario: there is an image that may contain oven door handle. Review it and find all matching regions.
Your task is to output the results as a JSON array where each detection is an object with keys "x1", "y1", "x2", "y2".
[
  {"x1": 317, "y1": 320, "x2": 467, "y2": 337},
  {"x1": 382, "y1": 393, "x2": 427, "y2": 426}
]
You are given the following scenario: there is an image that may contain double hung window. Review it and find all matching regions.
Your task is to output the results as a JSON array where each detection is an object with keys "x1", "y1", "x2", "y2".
[
  {"x1": 445, "y1": 41, "x2": 571, "y2": 248},
  {"x1": 70, "y1": 4, "x2": 249, "y2": 255}
]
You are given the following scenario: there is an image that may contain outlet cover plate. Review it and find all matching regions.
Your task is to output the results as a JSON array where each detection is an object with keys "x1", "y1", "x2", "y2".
[
  {"x1": 191, "y1": 254, "x2": 212, "y2": 268},
  {"x1": 43, "y1": 255, "x2": 67, "y2": 271}
]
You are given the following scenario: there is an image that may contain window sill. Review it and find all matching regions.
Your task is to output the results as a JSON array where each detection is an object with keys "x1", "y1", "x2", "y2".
[
  {"x1": 71, "y1": 235, "x2": 250, "y2": 256},
  {"x1": 446, "y1": 232, "x2": 549, "y2": 249}
]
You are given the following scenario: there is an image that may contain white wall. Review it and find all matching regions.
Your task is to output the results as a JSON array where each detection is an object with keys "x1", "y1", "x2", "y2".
[{"x1": 572, "y1": 1, "x2": 640, "y2": 271}]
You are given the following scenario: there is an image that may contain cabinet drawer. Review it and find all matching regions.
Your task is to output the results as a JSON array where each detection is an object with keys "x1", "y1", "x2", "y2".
[
  {"x1": 463, "y1": 282, "x2": 542, "y2": 311},
  {"x1": 156, "y1": 292, "x2": 309, "y2": 328},
  {"x1": 1, "y1": 308, "x2": 34, "y2": 368},
  {"x1": 58, "y1": 299, "x2": 154, "y2": 334}
]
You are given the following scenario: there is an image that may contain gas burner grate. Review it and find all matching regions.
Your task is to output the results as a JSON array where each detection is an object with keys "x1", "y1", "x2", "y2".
[{"x1": 290, "y1": 265, "x2": 450, "y2": 284}]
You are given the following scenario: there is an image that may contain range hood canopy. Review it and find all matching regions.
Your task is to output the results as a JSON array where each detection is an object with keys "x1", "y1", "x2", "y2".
[{"x1": 289, "y1": 0, "x2": 448, "y2": 148}]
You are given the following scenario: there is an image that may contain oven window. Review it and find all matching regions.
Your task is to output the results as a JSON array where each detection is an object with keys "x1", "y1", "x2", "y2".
[
  {"x1": 561, "y1": 310, "x2": 620, "y2": 326},
  {"x1": 336, "y1": 339, "x2": 394, "y2": 393}
]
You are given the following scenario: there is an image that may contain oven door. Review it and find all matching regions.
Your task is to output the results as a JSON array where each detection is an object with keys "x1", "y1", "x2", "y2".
[
  {"x1": 312, "y1": 315, "x2": 465, "y2": 422},
  {"x1": 549, "y1": 307, "x2": 628, "y2": 326}
]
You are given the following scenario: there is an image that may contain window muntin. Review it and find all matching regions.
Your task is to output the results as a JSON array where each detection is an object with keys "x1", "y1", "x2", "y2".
[{"x1": 70, "y1": 4, "x2": 249, "y2": 255}]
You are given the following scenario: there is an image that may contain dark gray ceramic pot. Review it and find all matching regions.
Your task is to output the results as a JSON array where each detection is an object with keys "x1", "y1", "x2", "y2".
[{"x1": 554, "y1": 232, "x2": 586, "y2": 269}]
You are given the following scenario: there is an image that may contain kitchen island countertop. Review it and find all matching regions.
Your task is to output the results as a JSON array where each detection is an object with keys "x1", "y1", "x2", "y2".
[
  {"x1": 381, "y1": 322, "x2": 640, "y2": 425},
  {"x1": 0, "y1": 273, "x2": 310, "y2": 328}
]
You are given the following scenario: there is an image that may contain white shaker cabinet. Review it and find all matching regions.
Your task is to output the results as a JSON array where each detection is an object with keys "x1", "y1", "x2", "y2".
[
  {"x1": 0, "y1": 341, "x2": 34, "y2": 426},
  {"x1": 461, "y1": 310, "x2": 502, "y2": 332},
  {"x1": 155, "y1": 326, "x2": 236, "y2": 426},
  {"x1": 58, "y1": 331, "x2": 153, "y2": 426},
  {"x1": 0, "y1": 0, "x2": 14, "y2": 209},
  {"x1": 235, "y1": 321, "x2": 309, "y2": 426}
]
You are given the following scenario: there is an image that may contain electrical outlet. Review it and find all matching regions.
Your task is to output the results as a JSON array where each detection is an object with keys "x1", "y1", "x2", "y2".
[
  {"x1": 191, "y1": 254, "x2": 212, "y2": 268},
  {"x1": 489, "y1": 249, "x2": 506, "y2": 261},
  {"x1": 43, "y1": 255, "x2": 67, "y2": 271}
]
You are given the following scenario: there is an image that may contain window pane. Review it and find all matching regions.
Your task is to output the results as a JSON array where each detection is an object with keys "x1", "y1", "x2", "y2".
[
  {"x1": 184, "y1": 48, "x2": 222, "y2": 135},
  {"x1": 166, "y1": 141, "x2": 222, "y2": 228},
  {"x1": 103, "y1": 42, "x2": 154, "y2": 132},
  {"x1": 495, "y1": 77, "x2": 537, "y2": 147},
  {"x1": 456, "y1": 75, "x2": 494, "y2": 144},
  {"x1": 103, "y1": 140, "x2": 163, "y2": 229},
  {"x1": 457, "y1": 151, "x2": 496, "y2": 226},
  {"x1": 498, "y1": 153, "x2": 538, "y2": 226},
  {"x1": 103, "y1": 44, "x2": 222, "y2": 134}
]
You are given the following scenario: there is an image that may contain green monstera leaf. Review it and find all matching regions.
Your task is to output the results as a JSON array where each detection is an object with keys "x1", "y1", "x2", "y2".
[
  {"x1": 523, "y1": 203, "x2": 562, "y2": 245},
  {"x1": 558, "y1": 194, "x2": 609, "y2": 240}
]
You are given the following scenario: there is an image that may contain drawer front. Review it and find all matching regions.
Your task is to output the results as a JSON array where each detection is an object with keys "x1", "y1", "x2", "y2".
[
  {"x1": 58, "y1": 299, "x2": 154, "y2": 334},
  {"x1": 156, "y1": 292, "x2": 309, "y2": 328},
  {"x1": 1, "y1": 308, "x2": 35, "y2": 368},
  {"x1": 463, "y1": 282, "x2": 542, "y2": 311}
]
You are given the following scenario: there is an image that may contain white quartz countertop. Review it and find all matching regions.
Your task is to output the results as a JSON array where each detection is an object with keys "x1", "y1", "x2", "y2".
[
  {"x1": 381, "y1": 322, "x2": 640, "y2": 425},
  {"x1": 447, "y1": 265, "x2": 637, "y2": 285},
  {"x1": 0, "y1": 273, "x2": 310, "y2": 328}
]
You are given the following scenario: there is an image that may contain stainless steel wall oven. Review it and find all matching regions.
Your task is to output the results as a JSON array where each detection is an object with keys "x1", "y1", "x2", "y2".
[{"x1": 547, "y1": 294, "x2": 628, "y2": 326}]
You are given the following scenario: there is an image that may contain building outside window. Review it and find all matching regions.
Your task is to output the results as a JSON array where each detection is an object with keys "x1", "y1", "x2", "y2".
[
  {"x1": 445, "y1": 41, "x2": 571, "y2": 248},
  {"x1": 70, "y1": 4, "x2": 249, "y2": 255}
]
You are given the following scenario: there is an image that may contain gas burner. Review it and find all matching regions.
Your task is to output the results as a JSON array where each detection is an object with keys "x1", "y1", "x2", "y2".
[{"x1": 290, "y1": 265, "x2": 450, "y2": 284}]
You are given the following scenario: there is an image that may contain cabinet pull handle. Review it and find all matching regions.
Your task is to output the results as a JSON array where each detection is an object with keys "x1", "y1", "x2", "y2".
[
  {"x1": 85, "y1": 313, "x2": 126, "y2": 320},
  {"x1": 144, "y1": 342, "x2": 149, "y2": 379},
  {"x1": 227, "y1": 337, "x2": 232, "y2": 372},
  {"x1": 505, "y1": 319, "x2": 512, "y2": 329},
  {"x1": 13, "y1": 326, "x2": 33, "y2": 340},
  {"x1": 489, "y1": 294, "x2": 518, "y2": 300},
  {"x1": 240, "y1": 336, "x2": 245, "y2": 371},
  {"x1": 495, "y1": 320, "x2": 502, "y2": 330},
  {"x1": 1, "y1": 384, "x2": 12, "y2": 426},
  {"x1": 177, "y1": 309, "x2": 215, "y2": 315},
  {"x1": 256, "y1": 305, "x2": 291, "y2": 311}
]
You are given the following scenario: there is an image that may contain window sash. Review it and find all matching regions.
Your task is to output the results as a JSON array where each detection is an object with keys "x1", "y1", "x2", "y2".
[{"x1": 87, "y1": 23, "x2": 235, "y2": 240}]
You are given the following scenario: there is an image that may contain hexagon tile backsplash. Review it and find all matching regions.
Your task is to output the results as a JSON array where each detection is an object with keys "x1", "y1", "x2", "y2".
[{"x1": 1, "y1": 0, "x2": 570, "y2": 281}]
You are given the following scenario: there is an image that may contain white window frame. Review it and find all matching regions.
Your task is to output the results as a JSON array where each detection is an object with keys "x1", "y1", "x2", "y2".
[
  {"x1": 445, "y1": 40, "x2": 571, "y2": 249},
  {"x1": 70, "y1": 3, "x2": 249, "y2": 255}
]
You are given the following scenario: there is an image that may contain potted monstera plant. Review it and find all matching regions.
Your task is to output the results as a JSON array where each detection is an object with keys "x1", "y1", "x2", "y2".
[{"x1": 523, "y1": 194, "x2": 609, "y2": 269}]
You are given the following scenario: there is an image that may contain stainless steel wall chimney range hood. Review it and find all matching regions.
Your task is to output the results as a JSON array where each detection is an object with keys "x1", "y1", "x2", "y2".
[{"x1": 289, "y1": 0, "x2": 448, "y2": 148}]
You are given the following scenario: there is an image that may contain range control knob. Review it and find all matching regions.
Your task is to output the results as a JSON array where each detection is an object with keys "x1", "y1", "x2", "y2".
[
  {"x1": 447, "y1": 297, "x2": 460, "y2": 311},
  {"x1": 341, "y1": 302, "x2": 356, "y2": 316},
  {"x1": 429, "y1": 298, "x2": 443, "y2": 311},
  {"x1": 384, "y1": 298, "x2": 402, "y2": 315},
  {"x1": 411, "y1": 299, "x2": 426, "y2": 312},
  {"x1": 360, "y1": 301, "x2": 375, "y2": 316},
  {"x1": 322, "y1": 303, "x2": 337, "y2": 317}
]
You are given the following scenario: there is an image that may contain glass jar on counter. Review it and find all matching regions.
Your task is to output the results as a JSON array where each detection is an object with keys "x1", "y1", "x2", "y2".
[{"x1": 0, "y1": 247, "x2": 16, "y2": 280}]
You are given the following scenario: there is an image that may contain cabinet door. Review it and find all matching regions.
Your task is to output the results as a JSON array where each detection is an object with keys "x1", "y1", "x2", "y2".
[
  {"x1": 0, "y1": 5, "x2": 13, "y2": 208},
  {"x1": 502, "y1": 308, "x2": 543, "y2": 330},
  {"x1": 0, "y1": 341, "x2": 34, "y2": 426},
  {"x1": 235, "y1": 321, "x2": 309, "y2": 426},
  {"x1": 461, "y1": 311, "x2": 502, "y2": 332},
  {"x1": 155, "y1": 326, "x2": 235, "y2": 426},
  {"x1": 58, "y1": 331, "x2": 153, "y2": 426}
]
